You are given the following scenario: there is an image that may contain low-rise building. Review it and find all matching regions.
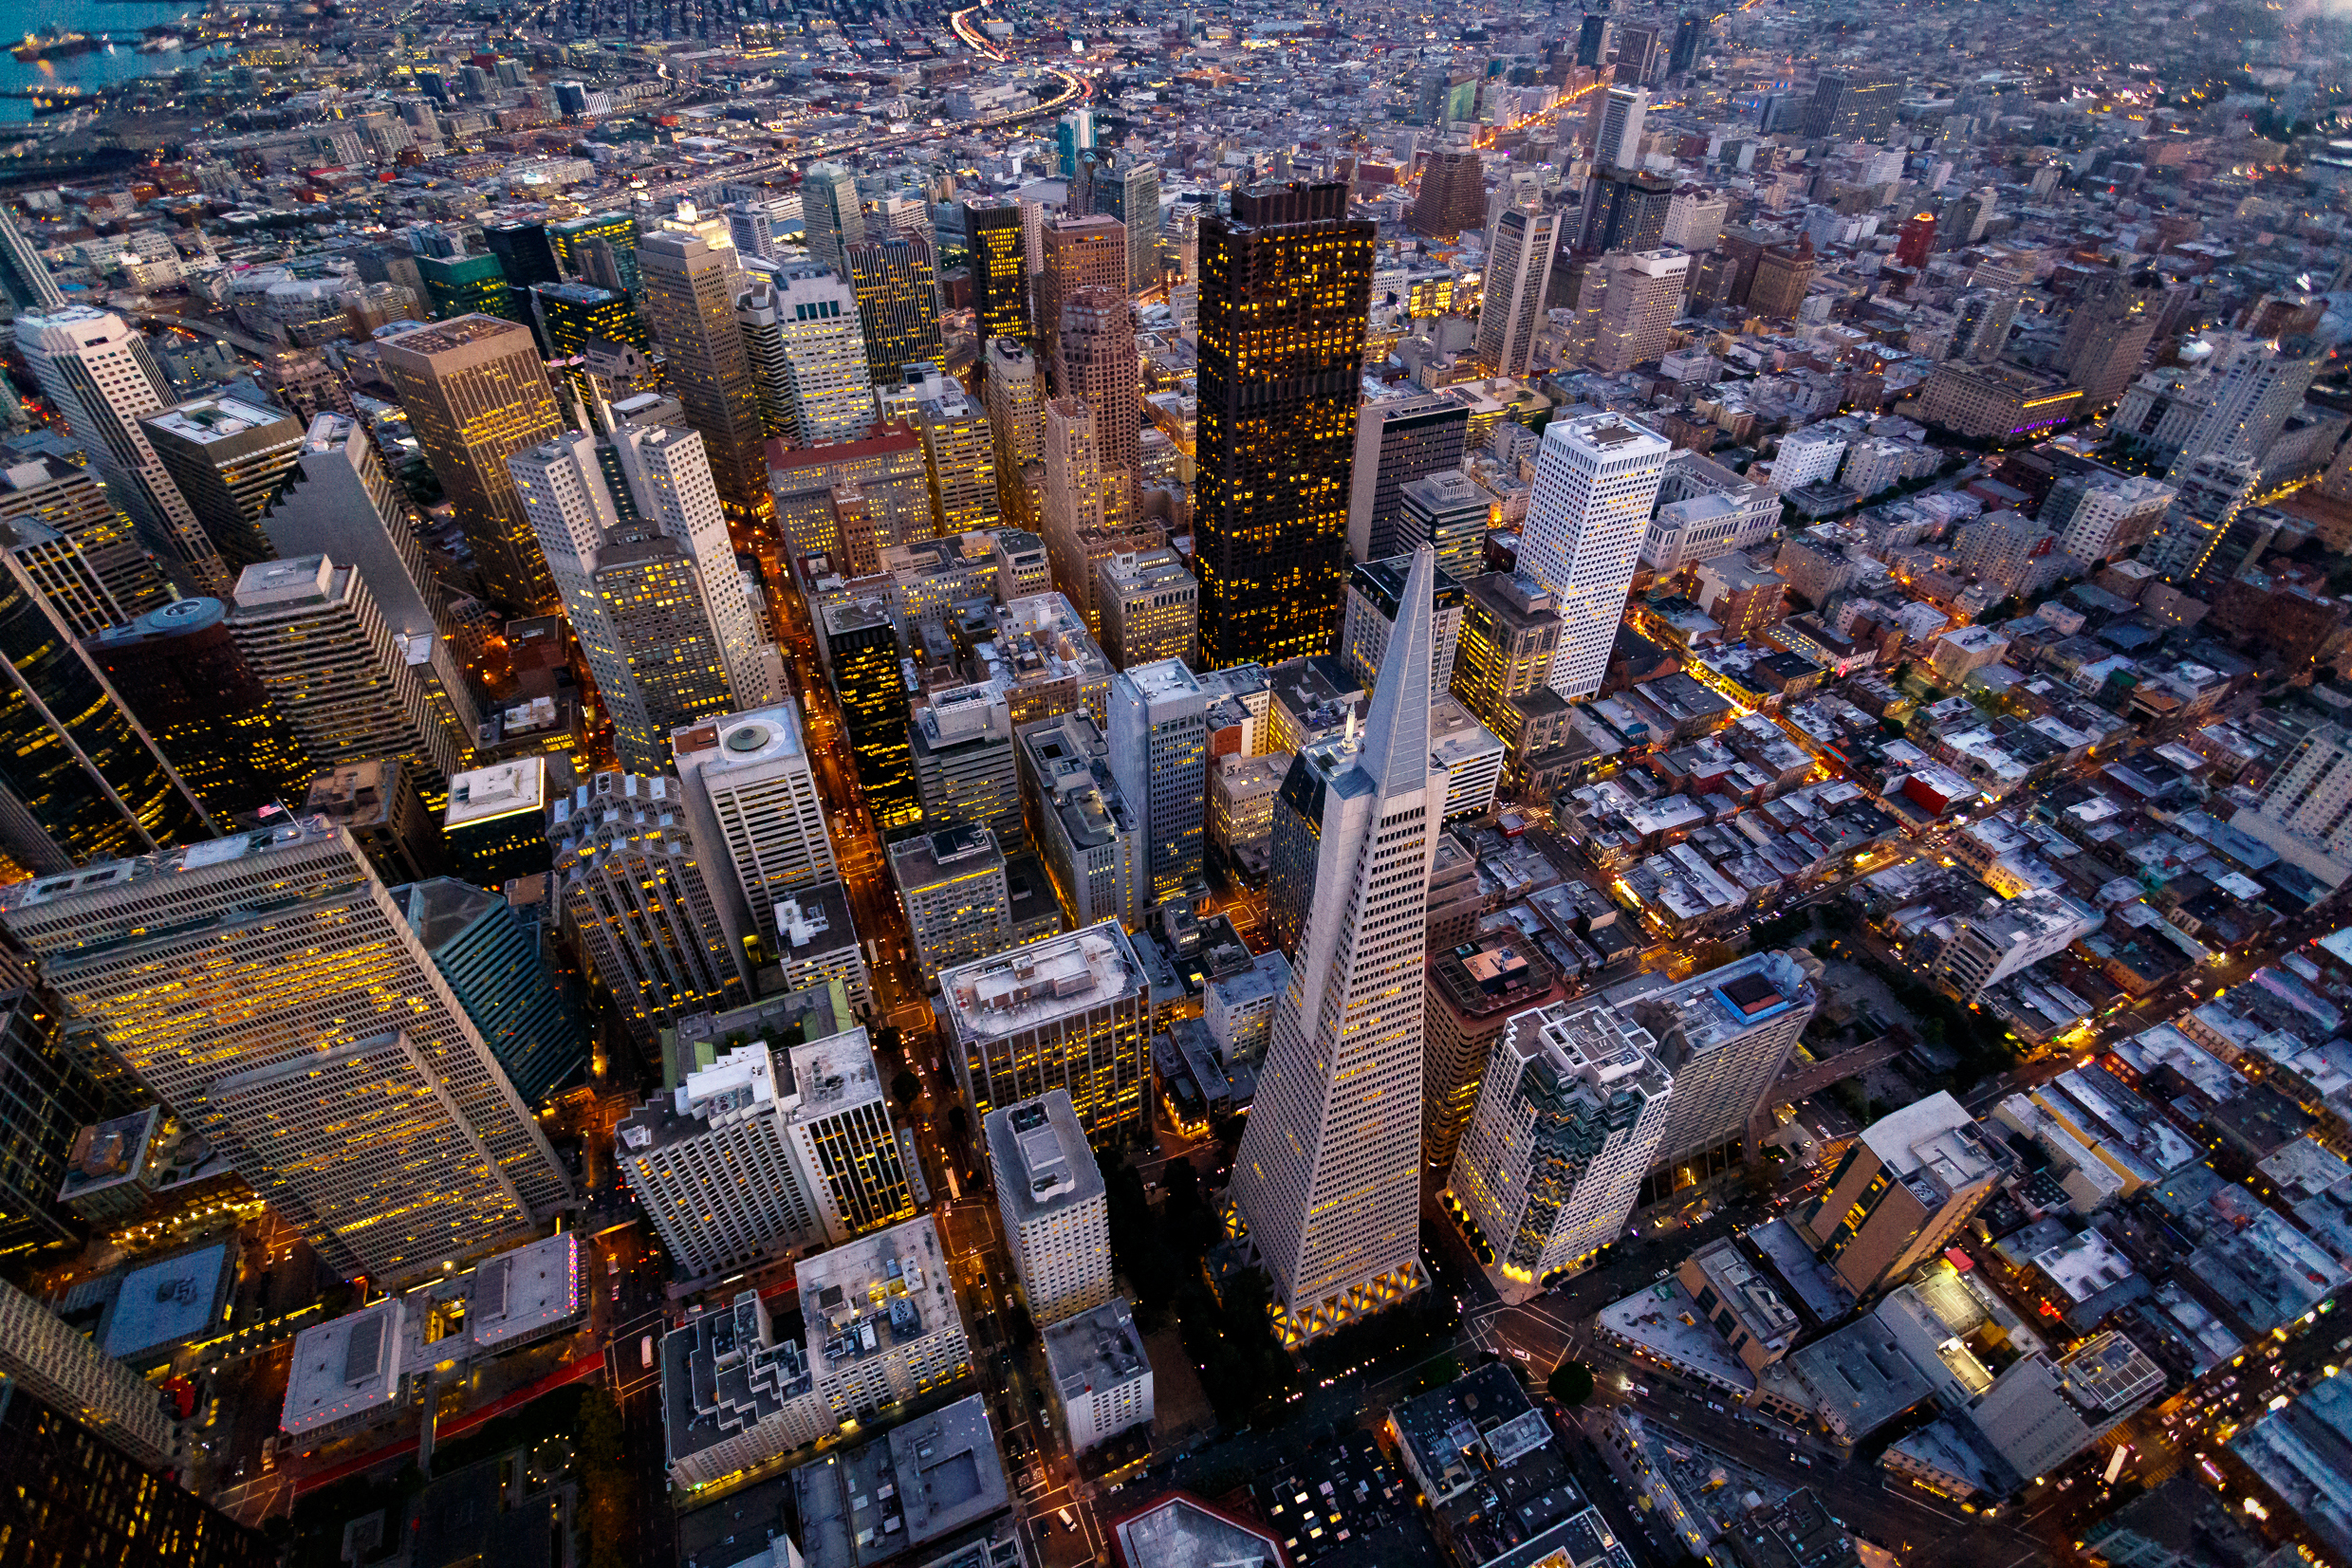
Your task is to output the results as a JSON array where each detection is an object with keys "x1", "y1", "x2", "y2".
[{"x1": 1042, "y1": 1296, "x2": 1153, "y2": 1451}]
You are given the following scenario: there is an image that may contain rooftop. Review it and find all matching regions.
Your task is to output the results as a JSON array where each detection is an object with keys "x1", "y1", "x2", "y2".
[
  {"x1": 939, "y1": 923, "x2": 1144, "y2": 1042},
  {"x1": 795, "y1": 1215, "x2": 960, "y2": 1371},
  {"x1": 983, "y1": 1092, "x2": 1102, "y2": 1224},
  {"x1": 143, "y1": 396, "x2": 298, "y2": 446},
  {"x1": 445, "y1": 759, "x2": 553, "y2": 831},
  {"x1": 1108, "y1": 1494, "x2": 1285, "y2": 1568},
  {"x1": 1042, "y1": 1296, "x2": 1148, "y2": 1405}
]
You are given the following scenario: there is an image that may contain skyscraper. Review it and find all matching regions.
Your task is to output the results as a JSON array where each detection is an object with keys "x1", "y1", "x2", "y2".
[
  {"x1": 1398, "y1": 471, "x2": 1492, "y2": 581},
  {"x1": 0, "y1": 208, "x2": 65, "y2": 313},
  {"x1": 0, "y1": 1278, "x2": 175, "y2": 1467},
  {"x1": 909, "y1": 683, "x2": 1022, "y2": 846},
  {"x1": 1195, "y1": 183, "x2": 1374, "y2": 670},
  {"x1": 1346, "y1": 392, "x2": 1472, "y2": 566},
  {"x1": 1097, "y1": 157, "x2": 1162, "y2": 296},
  {"x1": 509, "y1": 420, "x2": 775, "y2": 771},
  {"x1": 0, "y1": 442, "x2": 167, "y2": 618},
  {"x1": 1409, "y1": 142, "x2": 1487, "y2": 240},
  {"x1": 985, "y1": 1092, "x2": 1112, "y2": 1325},
  {"x1": 138, "y1": 396, "x2": 304, "y2": 574},
  {"x1": 738, "y1": 265, "x2": 875, "y2": 447},
  {"x1": 938, "y1": 922, "x2": 1150, "y2": 1148},
  {"x1": 1034, "y1": 216, "x2": 1126, "y2": 393},
  {"x1": 1044, "y1": 397, "x2": 1108, "y2": 612},
  {"x1": 1667, "y1": 12, "x2": 1711, "y2": 74},
  {"x1": 1613, "y1": 21, "x2": 1666, "y2": 83},
  {"x1": 395, "y1": 876, "x2": 588, "y2": 1105},
  {"x1": 1107, "y1": 658, "x2": 1208, "y2": 905},
  {"x1": 1520, "y1": 412, "x2": 1670, "y2": 699},
  {"x1": 2140, "y1": 452, "x2": 2256, "y2": 585},
  {"x1": 14, "y1": 307, "x2": 231, "y2": 597},
  {"x1": 483, "y1": 221, "x2": 562, "y2": 293},
  {"x1": 0, "y1": 989, "x2": 109, "y2": 1259},
  {"x1": 2055, "y1": 268, "x2": 2164, "y2": 409},
  {"x1": 1796, "y1": 1093, "x2": 2009, "y2": 1299},
  {"x1": 1622, "y1": 950, "x2": 1817, "y2": 1192},
  {"x1": 1947, "y1": 287, "x2": 2018, "y2": 363},
  {"x1": 378, "y1": 316, "x2": 565, "y2": 611},
  {"x1": 1228, "y1": 545, "x2": 1445, "y2": 1344},
  {"x1": 966, "y1": 198, "x2": 1030, "y2": 345},
  {"x1": 1475, "y1": 202, "x2": 1559, "y2": 378},
  {"x1": 550, "y1": 770, "x2": 749, "y2": 1047},
  {"x1": 0, "y1": 820, "x2": 575, "y2": 1279},
  {"x1": 800, "y1": 162, "x2": 867, "y2": 277},
  {"x1": 1576, "y1": 13, "x2": 1610, "y2": 67},
  {"x1": 533, "y1": 281, "x2": 648, "y2": 356},
  {"x1": 418, "y1": 250, "x2": 520, "y2": 323},
  {"x1": 824, "y1": 599, "x2": 918, "y2": 833},
  {"x1": 1053, "y1": 286, "x2": 1139, "y2": 526},
  {"x1": 1590, "y1": 250, "x2": 1690, "y2": 372},
  {"x1": 846, "y1": 231, "x2": 947, "y2": 384},
  {"x1": 671, "y1": 704, "x2": 840, "y2": 960},
  {"x1": 86, "y1": 598, "x2": 315, "y2": 822},
  {"x1": 1803, "y1": 72, "x2": 1902, "y2": 140},
  {"x1": 0, "y1": 520, "x2": 121, "y2": 638},
  {"x1": 1590, "y1": 87, "x2": 1650, "y2": 171},
  {"x1": 548, "y1": 210, "x2": 639, "y2": 295},
  {"x1": 983, "y1": 338, "x2": 1046, "y2": 523},
  {"x1": 639, "y1": 233, "x2": 772, "y2": 527},
  {"x1": 1576, "y1": 167, "x2": 1674, "y2": 254},
  {"x1": 2165, "y1": 335, "x2": 2323, "y2": 478},
  {"x1": 900, "y1": 368, "x2": 1000, "y2": 536}
]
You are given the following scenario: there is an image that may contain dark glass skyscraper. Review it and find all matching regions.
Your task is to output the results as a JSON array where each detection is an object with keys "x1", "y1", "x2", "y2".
[
  {"x1": 1668, "y1": 12, "x2": 1711, "y2": 74},
  {"x1": 823, "y1": 599, "x2": 919, "y2": 833},
  {"x1": 548, "y1": 210, "x2": 639, "y2": 295},
  {"x1": 483, "y1": 220, "x2": 563, "y2": 292},
  {"x1": 1195, "y1": 182, "x2": 1375, "y2": 669},
  {"x1": 0, "y1": 989, "x2": 106, "y2": 1260},
  {"x1": 966, "y1": 199, "x2": 1029, "y2": 347},
  {"x1": 86, "y1": 598, "x2": 315, "y2": 824},
  {"x1": 847, "y1": 231, "x2": 947, "y2": 384}
]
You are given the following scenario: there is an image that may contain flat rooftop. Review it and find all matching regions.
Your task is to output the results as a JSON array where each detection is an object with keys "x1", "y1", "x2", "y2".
[
  {"x1": 794, "y1": 1394, "x2": 1009, "y2": 1568},
  {"x1": 939, "y1": 922, "x2": 1144, "y2": 1042},
  {"x1": 281, "y1": 1298, "x2": 404, "y2": 1435},
  {"x1": 984, "y1": 1092, "x2": 1102, "y2": 1224},
  {"x1": 445, "y1": 759, "x2": 552, "y2": 831},
  {"x1": 102, "y1": 1241, "x2": 233, "y2": 1359},
  {"x1": 1042, "y1": 1296, "x2": 1148, "y2": 1406},
  {"x1": 144, "y1": 396, "x2": 297, "y2": 446},
  {"x1": 797, "y1": 1215, "x2": 960, "y2": 1370},
  {"x1": 1110, "y1": 1494, "x2": 1283, "y2": 1568}
]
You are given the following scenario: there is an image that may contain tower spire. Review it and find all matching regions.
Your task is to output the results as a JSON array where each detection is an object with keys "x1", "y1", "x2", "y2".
[{"x1": 1359, "y1": 543, "x2": 1435, "y2": 798}]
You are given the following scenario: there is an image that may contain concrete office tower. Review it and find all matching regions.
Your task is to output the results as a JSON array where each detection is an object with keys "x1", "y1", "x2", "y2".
[
  {"x1": 86, "y1": 598, "x2": 314, "y2": 823},
  {"x1": 1034, "y1": 216, "x2": 1126, "y2": 395},
  {"x1": 2167, "y1": 337, "x2": 2323, "y2": 479},
  {"x1": 1098, "y1": 157, "x2": 1161, "y2": 297},
  {"x1": 639, "y1": 233, "x2": 771, "y2": 525},
  {"x1": 1521, "y1": 413, "x2": 1670, "y2": 701},
  {"x1": 1668, "y1": 11, "x2": 1711, "y2": 73},
  {"x1": 672, "y1": 705, "x2": 839, "y2": 960},
  {"x1": 1796, "y1": 1093, "x2": 2009, "y2": 1299},
  {"x1": 1197, "y1": 183, "x2": 1374, "y2": 670},
  {"x1": 1451, "y1": 571, "x2": 1564, "y2": 788},
  {"x1": 15, "y1": 307, "x2": 231, "y2": 597},
  {"x1": 618, "y1": 1031, "x2": 916, "y2": 1280},
  {"x1": 733, "y1": 278, "x2": 794, "y2": 439},
  {"x1": 1803, "y1": 71, "x2": 1901, "y2": 140},
  {"x1": 1590, "y1": 251, "x2": 1688, "y2": 373},
  {"x1": 2235, "y1": 722, "x2": 2352, "y2": 883},
  {"x1": 139, "y1": 396, "x2": 304, "y2": 574},
  {"x1": 985, "y1": 1091, "x2": 1112, "y2": 1325},
  {"x1": 1228, "y1": 545, "x2": 1446, "y2": 1345},
  {"x1": 0, "y1": 444, "x2": 168, "y2": 617},
  {"x1": 509, "y1": 421, "x2": 775, "y2": 772},
  {"x1": 2055, "y1": 268, "x2": 2162, "y2": 408},
  {"x1": 1660, "y1": 186, "x2": 1729, "y2": 252},
  {"x1": 1018, "y1": 709, "x2": 1145, "y2": 931},
  {"x1": 1614, "y1": 21, "x2": 1666, "y2": 83},
  {"x1": 801, "y1": 162, "x2": 867, "y2": 277},
  {"x1": 1346, "y1": 392, "x2": 1472, "y2": 567},
  {"x1": 1948, "y1": 289, "x2": 2018, "y2": 365},
  {"x1": 549, "y1": 771, "x2": 749, "y2": 1046},
  {"x1": 1409, "y1": 142, "x2": 1487, "y2": 240},
  {"x1": 1046, "y1": 1298, "x2": 1153, "y2": 1451},
  {"x1": 1055, "y1": 286, "x2": 1139, "y2": 526},
  {"x1": 1622, "y1": 950, "x2": 1817, "y2": 1189},
  {"x1": 0, "y1": 209, "x2": 64, "y2": 313},
  {"x1": 939, "y1": 922, "x2": 1150, "y2": 1147},
  {"x1": 1398, "y1": 472, "x2": 1491, "y2": 582},
  {"x1": 910, "y1": 681, "x2": 1023, "y2": 844},
  {"x1": 0, "y1": 1279, "x2": 174, "y2": 1468},
  {"x1": 1108, "y1": 659, "x2": 1208, "y2": 905},
  {"x1": 2046, "y1": 470, "x2": 2176, "y2": 563},
  {"x1": 1448, "y1": 999, "x2": 1674, "y2": 1284},
  {"x1": 1043, "y1": 397, "x2": 1109, "y2": 617},
  {"x1": 725, "y1": 200, "x2": 779, "y2": 262},
  {"x1": 1098, "y1": 548, "x2": 1197, "y2": 669},
  {"x1": 2140, "y1": 452, "x2": 2256, "y2": 586},
  {"x1": 983, "y1": 340, "x2": 1046, "y2": 522},
  {"x1": 395, "y1": 876, "x2": 588, "y2": 1104},
  {"x1": 1422, "y1": 929, "x2": 1565, "y2": 1170},
  {"x1": 1591, "y1": 87, "x2": 1649, "y2": 170},
  {"x1": 0, "y1": 555, "x2": 210, "y2": 871},
  {"x1": 904, "y1": 372, "x2": 999, "y2": 536},
  {"x1": 377, "y1": 316, "x2": 565, "y2": 611},
  {"x1": 0, "y1": 820, "x2": 573, "y2": 1277},
  {"x1": 891, "y1": 822, "x2": 1021, "y2": 981},
  {"x1": 966, "y1": 198, "x2": 1030, "y2": 346},
  {"x1": 1340, "y1": 554, "x2": 1464, "y2": 696},
  {"x1": 1476, "y1": 202, "x2": 1558, "y2": 378},
  {"x1": 846, "y1": 232, "x2": 946, "y2": 385},
  {"x1": 227, "y1": 556, "x2": 469, "y2": 802},
  {"x1": 774, "y1": 884, "x2": 875, "y2": 1017},
  {"x1": 748, "y1": 265, "x2": 875, "y2": 447}
]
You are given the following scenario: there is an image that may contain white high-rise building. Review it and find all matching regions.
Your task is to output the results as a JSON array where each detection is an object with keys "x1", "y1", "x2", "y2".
[
  {"x1": 1621, "y1": 950, "x2": 1817, "y2": 1177},
  {"x1": 672, "y1": 705, "x2": 839, "y2": 959},
  {"x1": 1474, "y1": 202, "x2": 1559, "y2": 378},
  {"x1": 0, "y1": 1278, "x2": 175, "y2": 1467},
  {"x1": 2045, "y1": 471, "x2": 2176, "y2": 563},
  {"x1": 509, "y1": 415, "x2": 779, "y2": 771},
  {"x1": 1448, "y1": 999, "x2": 1674, "y2": 1285},
  {"x1": 1520, "y1": 413, "x2": 1670, "y2": 701},
  {"x1": 0, "y1": 819, "x2": 573, "y2": 1282},
  {"x1": 2165, "y1": 335, "x2": 2323, "y2": 479},
  {"x1": 1769, "y1": 426, "x2": 1849, "y2": 493},
  {"x1": 741, "y1": 265, "x2": 876, "y2": 446},
  {"x1": 1593, "y1": 86, "x2": 1650, "y2": 171},
  {"x1": 617, "y1": 1029, "x2": 917, "y2": 1280},
  {"x1": 2235, "y1": 722, "x2": 2352, "y2": 885},
  {"x1": 1106, "y1": 658, "x2": 1208, "y2": 905},
  {"x1": 800, "y1": 163, "x2": 866, "y2": 277},
  {"x1": 15, "y1": 306, "x2": 230, "y2": 595},
  {"x1": 1228, "y1": 545, "x2": 1447, "y2": 1346},
  {"x1": 0, "y1": 208, "x2": 65, "y2": 313},
  {"x1": 984, "y1": 1091, "x2": 1112, "y2": 1326}
]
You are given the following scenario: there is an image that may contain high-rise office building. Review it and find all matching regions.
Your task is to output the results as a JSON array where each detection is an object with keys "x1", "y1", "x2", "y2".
[
  {"x1": 0, "y1": 1277, "x2": 175, "y2": 1468},
  {"x1": 227, "y1": 556, "x2": 469, "y2": 802},
  {"x1": 1668, "y1": 11, "x2": 1711, "y2": 73},
  {"x1": 738, "y1": 265, "x2": 875, "y2": 448},
  {"x1": 1576, "y1": 13, "x2": 1610, "y2": 66},
  {"x1": 1590, "y1": 250, "x2": 1689, "y2": 372},
  {"x1": 1043, "y1": 397, "x2": 1109, "y2": 616},
  {"x1": 2166, "y1": 335, "x2": 2323, "y2": 479},
  {"x1": 86, "y1": 598, "x2": 314, "y2": 823},
  {"x1": 0, "y1": 989, "x2": 108, "y2": 1259},
  {"x1": 1196, "y1": 183, "x2": 1374, "y2": 670},
  {"x1": 15, "y1": 307, "x2": 231, "y2": 597},
  {"x1": 0, "y1": 519, "x2": 120, "y2": 638},
  {"x1": 1339, "y1": 553, "x2": 1464, "y2": 695},
  {"x1": 899, "y1": 367, "x2": 999, "y2": 535},
  {"x1": 725, "y1": 200, "x2": 782, "y2": 262},
  {"x1": 0, "y1": 553, "x2": 211, "y2": 874},
  {"x1": 891, "y1": 822, "x2": 1017, "y2": 980},
  {"x1": 1054, "y1": 286, "x2": 1139, "y2": 526},
  {"x1": 939, "y1": 922, "x2": 1149, "y2": 1148},
  {"x1": 823, "y1": 598, "x2": 919, "y2": 833},
  {"x1": 1613, "y1": 21, "x2": 1666, "y2": 83},
  {"x1": 549, "y1": 770, "x2": 750, "y2": 1047},
  {"x1": 847, "y1": 231, "x2": 947, "y2": 384},
  {"x1": 509, "y1": 419, "x2": 775, "y2": 771},
  {"x1": 1745, "y1": 237, "x2": 1815, "y2": 323},
  {"x1": 483, "y1": 221, "x2": 562, "y2": 293},
  {"x1": 672, "y1": 705, "x2": 839, "y2": 961},
  {"x1": 139, "y1": 396, "x2": 304, "y2": 574},
  {"x1": 1803, "y1": 72, "x2": 1902, "y2": 140},
  {"x1": 1796, "y1": 1093, "x2": 2009, "y2": 1299},
  {"x1": 0, "y1": 209, "x2": 65, "y2": 313},
  {"x1": 441, "y1": 759, "x2": 559, "y2": 886},
  {"x1": 1098, "y1": 158, "x2": 1162, "y2": 296},
  {"x1": 2238, "y1": 722, "x2": 2352, "y2": 882},
  {"x1": 1475, "y1": 203, "x2": 1559, "y2": 378},
  {"x1": 1346, "y1": 392, "x2": 1472, "y2": 567},
  {"x1": 548, "y1": 210, "x2": 639, "y2": 295},
  {"x1": 1228, "y1": 545, "x2": 1445, "y2": 1345},
  {"x1": 378, "y1": 316, "x2": 565, "y2": 611},
  {"x1": 966, "y1": 198, "x2": 1030, "y2": 345},
  {"x1": 1397, "y1": 471, "x2": 1491, "y2": 582},
  {"x1": 418, "y1": 249, "x2": 520, "y2": 324},
  {"x1": 1097, "y1": 548, "x2": 1197, "y2": 670},
  {"x1": 984, "y1": 338, "x2": 1046, "y2": 523},
  {"x1": 733, "y1": 278, "x2": 796, "y2": 439},
  {"x1": 1055, "y1": 109, "x2": 1096, "y2": 177},
  {"x1": 985, "y1": 1092, "x2": 1112, "y2": 1326},
  {"x1": 639, "y1": 233, "x2": 772, "y2": 526},
  {"x1": 0, "y1": 820, "x2": 574, "y2": 1277},
  {"x1": 1577, "y1": 167, "x2": 1675, "y2": 254},
  {"x1": 2055, "y1": 268, "x2": 2163, "y2": 409},
  {"x1": 2140, "y1": 452, "x2": 2256, "y2": 585},
  {"x1": 1420, "y1": 928, "x2": 1564, "y2": 1170},
  {"x1": 0, "y1": 442, "x2": 168, "y2": 617},
  {"x1": 1447, "y1": 998, "x2": 1674, "y2": 1283},
  {"x1": 1410, "y1": 142, "x2": 1487, "y2": 240},
  {"x1": 619, "y1": 1030, "x2": 915, "y2": 1279},
  {"x1": 534, "y1": 281, "x2": 647, "y2": 356},
  {"x1": 1107, "y1": 658, "x2": 1208, "y2": 904},
  {"x1": 1450, "y1": 571, "x2": 1565, "y2": 787},
  {"x1": 1017, "y1": 709, "x2": 1145, "y2": 930},
  {"x1": 1590, "y1": 86, "x2": 1650, "y2": 170},
  {"x1": 910, "y1": 683, "x2": 1023, "y2": 846},
  {"x1": 1622, "y1": 950, "x2": 1817, "y2": 1190},
  {"x1": 1035, "y1": 216, "x2": 1126, "y2": 393},
  {"x1": 801, "y1": 162, "x2": 867, "y2": 277},
  {"x1": 395, "y1": 876, "x2": 588, "y2": 1104},
  {"x1": 1520, "y1": 412, "x2": 1671, "y2": 700}
]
